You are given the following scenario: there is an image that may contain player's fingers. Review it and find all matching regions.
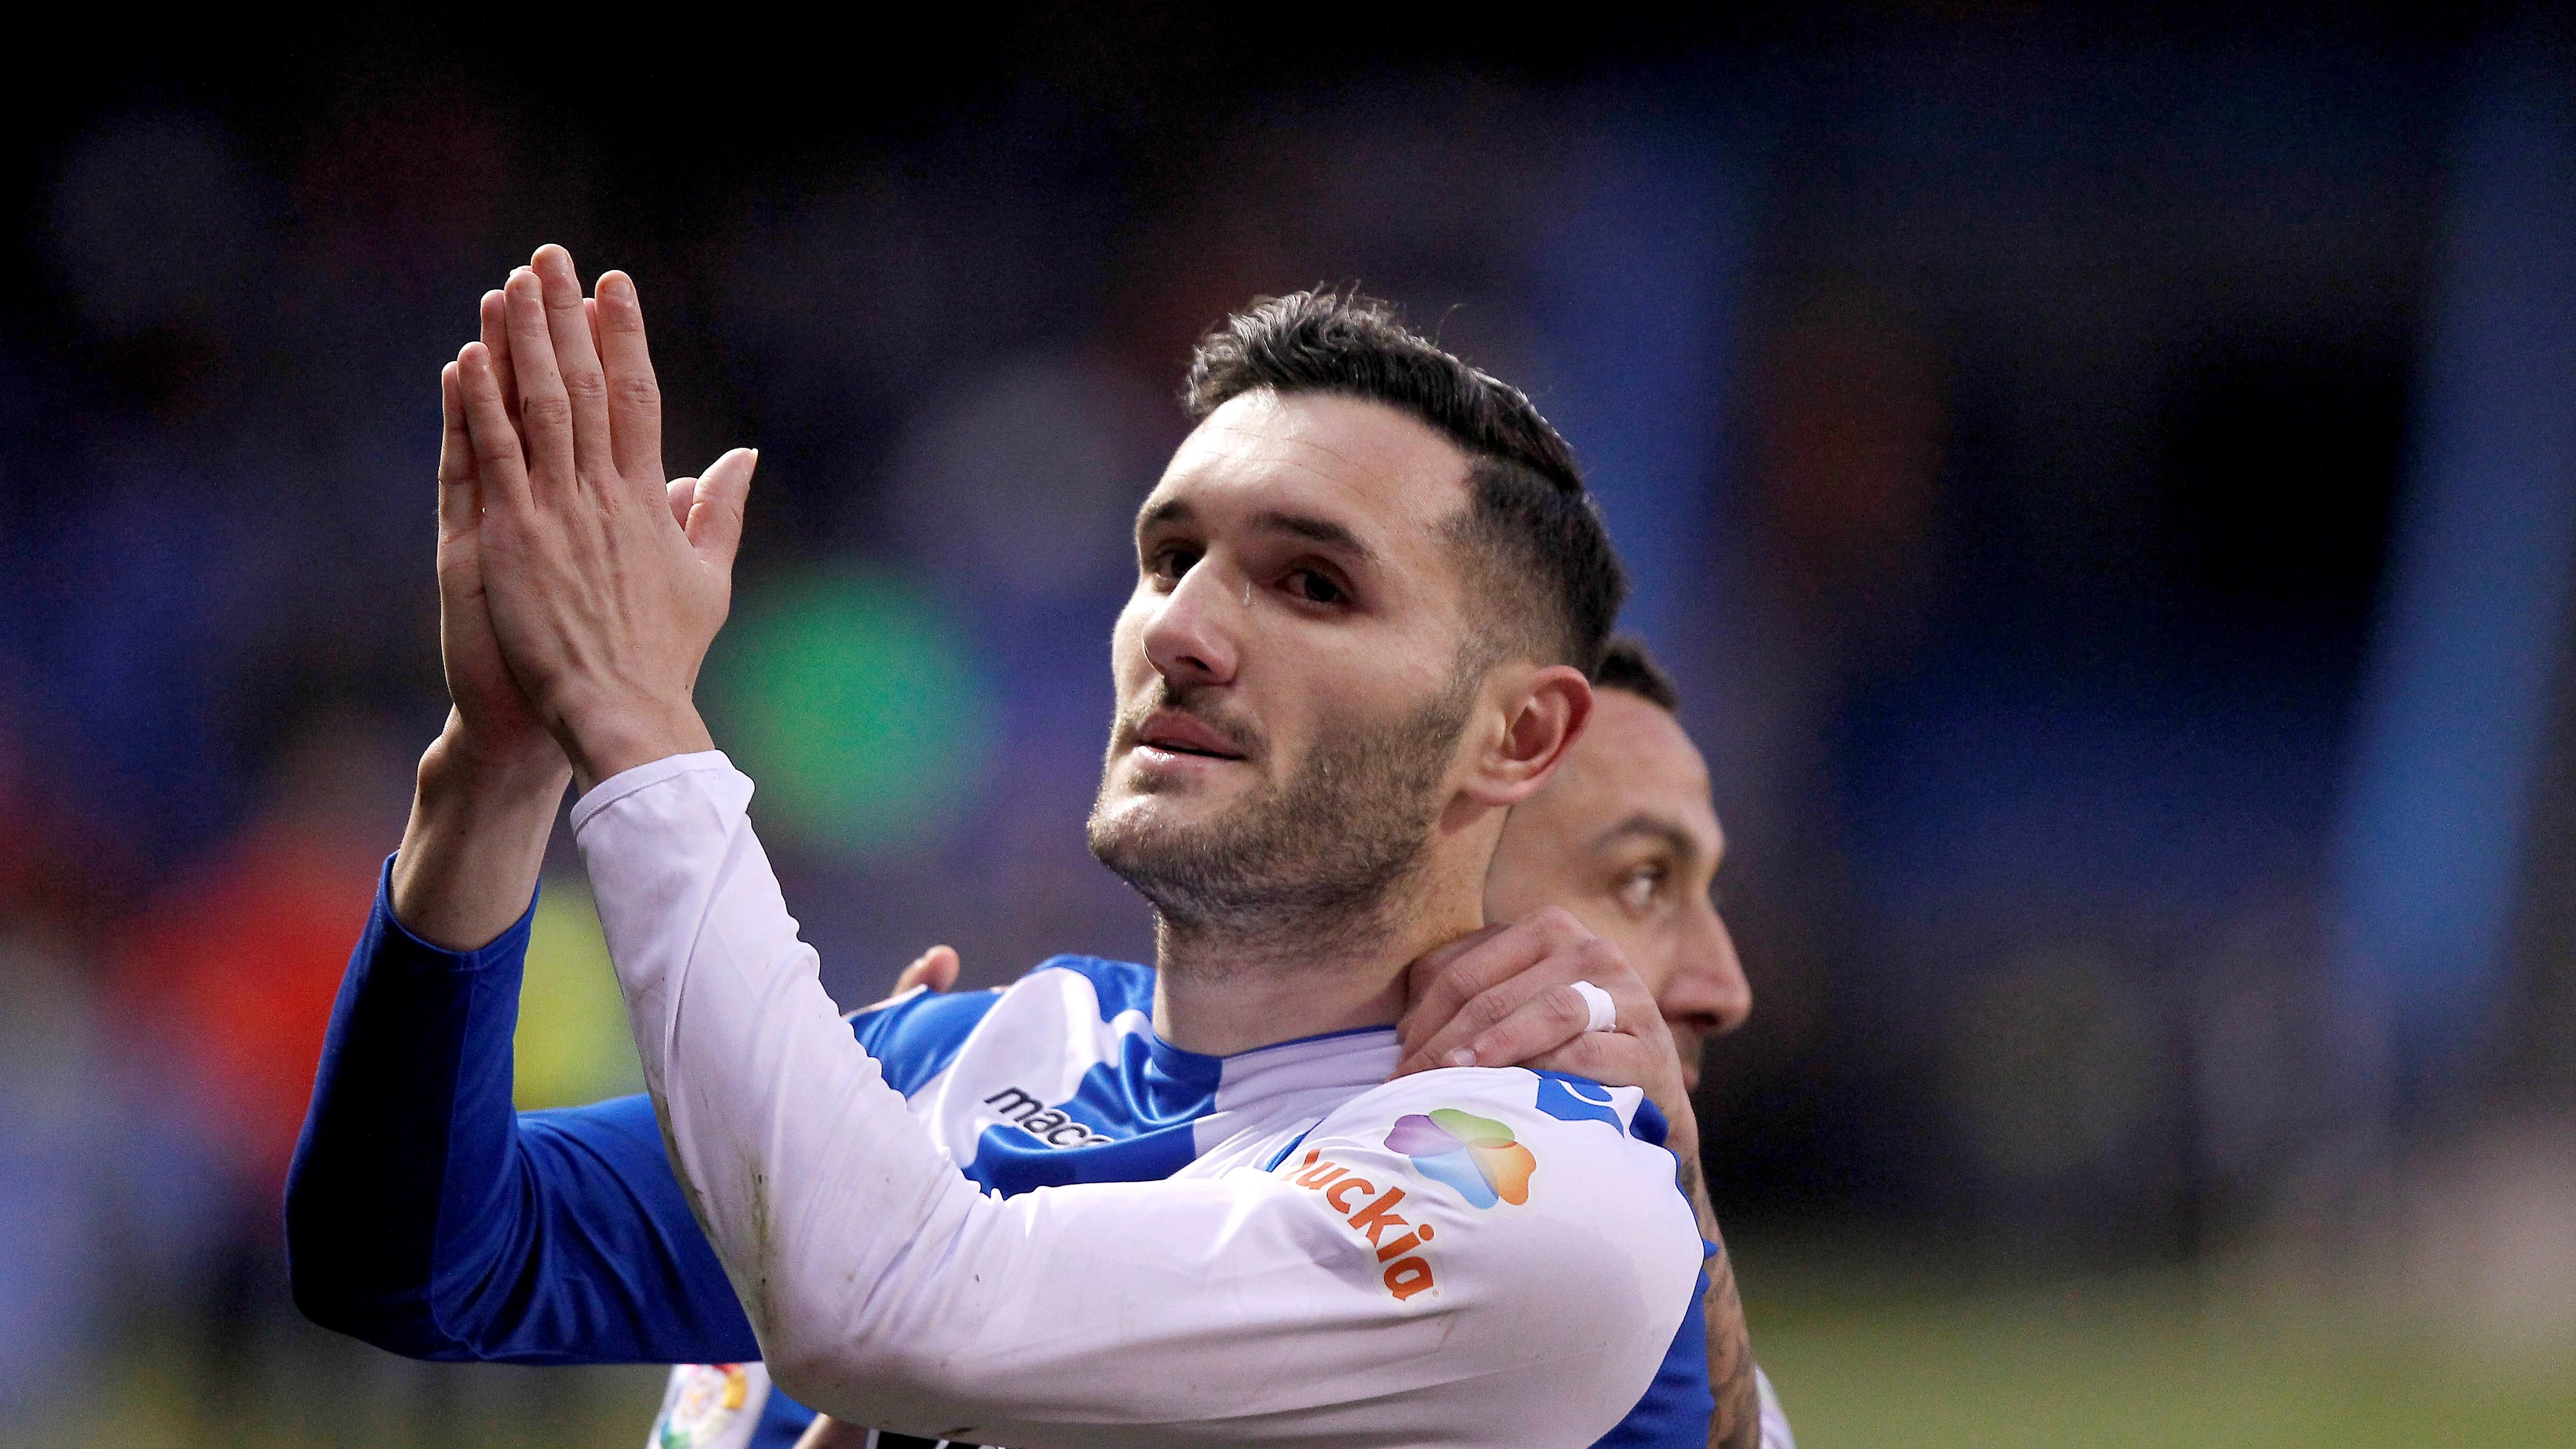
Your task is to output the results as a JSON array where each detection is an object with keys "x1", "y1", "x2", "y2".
[
  {"x1": 893, "y1": 944, "x2": 960, "y2": 995},
  {"x1": 502, "y1": 266, "x2": 576, "y2": 495},
  {"x1": 1397, "y1": 921, "x2": 1544, "y2": 1048},
  {"x1": 529, "y1": 244, "x2": 617, "y2": 494},
  {"x1": 438, "y1": 361, "x2": 472, "y2": 481},
  {"x1": 1396, "y1": 962, "x2": 1565, "y2": 1074},
  {"x1": 1402, "y1": 923, "x2": 1510, "y2": 1011},
  {"x1": 1441, "y1": 972, "x2": 1667, "y2": 1083},
  {"x1": 666, "y1": 476, "x2": 697, "y2": 529},
  {"x1": 1398, "y1": 909, "x2": 1594, "y2": 1054},
  {"x1": 456, "y1": 343, "x2": 532, "y2": 513},
  {"x1": 1400, "y1": 927, "x2": 1637, "y2": 1073},
  {"x1": 439, "y1": 363, "x2": 480, "y2": 534},
  {"x1": 684, "y1": 448, "x2": 757, "y2": 572},
  {"x1": 478, "y1": 288, "x2": 522, "y2": 436},
  {"x1": 592, "y1": 270, "x2": 666, "y2": 495},
  {"x1": 1402, "y1": 975, "x2": 1598, "y2": 1075},
  {"x1": 857, "y1": 944, "x2": 961, "y2": 1016},
  {"x1": 1416, "y1": 982, "x2": 1597, "y2": 1075}
]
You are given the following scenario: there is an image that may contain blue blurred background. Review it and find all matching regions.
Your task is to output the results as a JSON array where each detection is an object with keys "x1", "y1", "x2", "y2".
[{"x1": 5, "y1": 7, "x2": 2575, "y2": 1445}]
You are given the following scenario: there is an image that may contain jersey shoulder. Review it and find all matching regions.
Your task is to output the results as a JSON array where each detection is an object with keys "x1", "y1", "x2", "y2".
[
  {"x1": 1018, "y1": 953, "x2": 1156, "y2": 1019},
  {"x1": 844, "y1": 955, "x2": 1156, "y2": 1096},
  {"x1": 1285, "y1": 1064, "x2": 1695, "y2": 1256},
  {"x1": 845, "y1": 985, "x2": 1003, "y2": 1094},
  {"x1": 1262, "y1": 1065, "x2": 1701, "y2": 1404},
  {"x1": 1315, "y1": 1065, "x2": 1678, "y2": 1174}
]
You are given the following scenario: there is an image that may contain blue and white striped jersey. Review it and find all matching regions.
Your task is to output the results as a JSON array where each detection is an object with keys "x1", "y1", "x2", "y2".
[
  {"x1": 279, "y1": 756, "x2": 1732, "y2": 1449},
  {"x1": 647, "y1": 955, "x2": 1720, "y2": 1448},
  {"x1": 571, "y1": 754, "x2": 1715, "y2": 1448}
]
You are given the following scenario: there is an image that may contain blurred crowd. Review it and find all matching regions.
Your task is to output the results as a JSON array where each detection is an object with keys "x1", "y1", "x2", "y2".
[{"x1": 4, "y1": 11, "x2": 2575, "y2": 1443}]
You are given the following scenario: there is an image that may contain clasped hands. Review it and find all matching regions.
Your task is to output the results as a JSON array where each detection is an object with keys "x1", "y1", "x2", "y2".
[{"x1": 435, "y1": 243, "x2": 753, "y2": 791}]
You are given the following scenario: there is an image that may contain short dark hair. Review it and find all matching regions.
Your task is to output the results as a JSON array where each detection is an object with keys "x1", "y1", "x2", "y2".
[
  {"x1": 1184, "y1": 291, "x2": 1627, "y2": 671},
  {"x1": 1593, "y1": 634, "x2": 1679, "y2": 712}
]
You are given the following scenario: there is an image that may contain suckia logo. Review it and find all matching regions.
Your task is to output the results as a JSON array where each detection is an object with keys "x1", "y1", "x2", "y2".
[{"x1": 1283, "y1": 1149, "x2": 1440, "y2": 1301}]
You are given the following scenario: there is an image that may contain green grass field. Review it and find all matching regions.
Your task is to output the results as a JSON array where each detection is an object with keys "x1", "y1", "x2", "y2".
[
  {"x1": 50, "y1": 1246, "x2": 2576, "y2": 1446},
  {"x1": 1745, "y1": 1249, "x2": 2576, "y2": 1448}
]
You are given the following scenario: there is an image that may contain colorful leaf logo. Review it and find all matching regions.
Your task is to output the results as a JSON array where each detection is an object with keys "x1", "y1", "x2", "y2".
[{"x1": 1384, "y1": 1108, "x2": 1535, "y2": 1208}]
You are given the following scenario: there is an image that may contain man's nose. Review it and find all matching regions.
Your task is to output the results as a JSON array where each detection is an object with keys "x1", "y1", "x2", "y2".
[
  {"x1": 1660, "y1": 895, "x2": 1753, "y2": 1039},
  {"x1": 1139, "y1": 558, "x2": 1245, "y2": 689}
]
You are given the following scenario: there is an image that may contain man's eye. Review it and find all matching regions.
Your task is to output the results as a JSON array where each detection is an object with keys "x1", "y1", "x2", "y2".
[
  {"x1": 1149, "y1": 545, "x2": 1201, "y2": 582},
  {"x1": 1286, "y1": 570, "x2": 1345, "y2": 605},
  {"x1": 1618, "y1": 869, "x2": 1662, "y2": 911}
]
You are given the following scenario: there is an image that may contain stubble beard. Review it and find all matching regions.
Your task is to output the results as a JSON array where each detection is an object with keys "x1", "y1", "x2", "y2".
[{"x1": 1085, "y1": 662, "x2": 1480, "y2": 972}]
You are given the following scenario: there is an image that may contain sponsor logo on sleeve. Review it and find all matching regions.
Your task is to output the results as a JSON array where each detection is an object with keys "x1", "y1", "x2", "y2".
[
  {"x1": 1283, "y1": 1148, "x2": 1441, "y2": 1301},
  {"x1": 1276, "y1": 1108, "x2": 1539, "y2": 1304},
  {"x1": 1385, "y1": 1108, "x2": 1535, "y2": 1208},
  {"x1": 982, "y1": 1085, "x2": 1114, "y2": 1148}
]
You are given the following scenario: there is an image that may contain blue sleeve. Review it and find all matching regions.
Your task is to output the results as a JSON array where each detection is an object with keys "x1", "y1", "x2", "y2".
[
  {"x1": 752, "y1": 1387, "x2": 820, "y2": 1447},
  {"x1": 1590, "y1": 1265, "x2": 1716, "y2": 1448},
  {"x1": 283, "y1": 858, "x2": 757, "y2": 1364},
  {"x1": 848, "y1": 984, "x2": 1005, "y2": 1095}
]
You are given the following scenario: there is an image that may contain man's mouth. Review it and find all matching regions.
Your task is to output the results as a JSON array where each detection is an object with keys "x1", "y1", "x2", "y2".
[{"x1": 1133, "y1": 709, "x2": 1250, "y2": 762}]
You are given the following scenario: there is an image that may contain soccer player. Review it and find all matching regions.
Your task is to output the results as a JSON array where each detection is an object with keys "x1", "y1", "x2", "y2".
[
  {"x1": 291, "y1": 247, "x2": 1714, "y2": 1446},
  {"x1": 814, "y1": 638, "x2": 1795, "y2": 1449},
  {"x1": 803, "y1": 637, "x2": 1796, "y2": 1449}
]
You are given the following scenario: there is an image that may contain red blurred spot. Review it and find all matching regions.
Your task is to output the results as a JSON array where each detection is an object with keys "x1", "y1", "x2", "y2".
[{"x1": 113, "y1": 827, "x2": 381, "y2": 1193}]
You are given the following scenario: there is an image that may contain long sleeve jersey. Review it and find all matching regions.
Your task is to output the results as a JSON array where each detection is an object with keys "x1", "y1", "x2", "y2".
[
  {"x1": 570, "y1": 753, "x2": 1703, "y2": 1448},
  {"x1": 284, "y1": 752, "x2": 1741, "y2": 1447}
]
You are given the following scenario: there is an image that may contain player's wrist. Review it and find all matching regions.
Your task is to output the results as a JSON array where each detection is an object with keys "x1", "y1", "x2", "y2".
[
  {"x1": 552, "y1": 690, "x2": 715, "y2": 795},
  {"x1": 393, "y1": 723, "x2": 571, "y2": 951},
  {"x1": 436, "y1": 708, "x2": 571, "y2": 780}
]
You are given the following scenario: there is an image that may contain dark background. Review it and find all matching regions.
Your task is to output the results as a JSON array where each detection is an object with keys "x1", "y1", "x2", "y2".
[{"x1": 4, "y1": 6, "x2": 2573, "y2": 1444}]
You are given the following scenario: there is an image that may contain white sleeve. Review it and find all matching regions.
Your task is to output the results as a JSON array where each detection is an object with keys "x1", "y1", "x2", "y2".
[
  {"x1": 1756, "y1": 1367, "x2": 1795, "y2": 1449},
  {"x1": 572, "y1": 753, "x2": 1703, "y2": 1449}
]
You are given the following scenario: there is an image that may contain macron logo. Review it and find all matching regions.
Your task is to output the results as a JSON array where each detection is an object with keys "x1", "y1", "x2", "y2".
[{"x1": 982, "y1": 1086, "x2": 1113, "y2": 1149}]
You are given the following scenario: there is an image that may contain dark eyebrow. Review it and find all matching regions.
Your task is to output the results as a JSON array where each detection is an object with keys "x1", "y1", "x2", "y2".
[
  {"x1": 1592, "y1": 812, "x2": 1701, "y2": 867},
  {"x1": 1251, "y1": 510, "x2": 1371, "y2": 560},
  {"x1": 1137, "y1": 497, "x2": 1194, "y2": 535},
  {"x1": 1134, "y1": 498, "x2": 1373, "y2": 564}
]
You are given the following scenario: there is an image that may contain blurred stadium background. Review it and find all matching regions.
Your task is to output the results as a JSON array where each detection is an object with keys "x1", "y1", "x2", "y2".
[{"x1": 4, "y1": 7, "x2": 2574, "y2": 1445}]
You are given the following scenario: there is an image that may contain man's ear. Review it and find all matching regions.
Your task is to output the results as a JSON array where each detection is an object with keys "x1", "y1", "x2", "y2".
[{"x1": 1461, "y1": 663, "x2": 1593, "y2": 808}]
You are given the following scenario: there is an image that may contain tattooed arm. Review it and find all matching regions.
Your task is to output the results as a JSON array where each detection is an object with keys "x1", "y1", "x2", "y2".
[{"x1": 1681, "y1": 1150, "x2": 1760, "y2": 1449}]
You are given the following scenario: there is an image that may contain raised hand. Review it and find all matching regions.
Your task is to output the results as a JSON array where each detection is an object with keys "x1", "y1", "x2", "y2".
[
  {"x1": 434, "y1": 290, "x2": 555, "y2": 767},
  {"x1": 450, "y1": 245, "x2": 756, "y2": 790}
]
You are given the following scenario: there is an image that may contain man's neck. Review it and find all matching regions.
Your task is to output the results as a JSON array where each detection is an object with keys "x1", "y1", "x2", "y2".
[{"x1": 1150, "y1": 886, "x2": 1484, "y2": 1058}]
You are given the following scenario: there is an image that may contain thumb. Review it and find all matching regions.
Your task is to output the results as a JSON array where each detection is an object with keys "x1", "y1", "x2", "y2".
[
  {"x1": 685, "y1": 447, "x2": 757, "y2": 570},
  {"x1": 894, "y1": 944, "x2": 961, "y2": 995}
]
